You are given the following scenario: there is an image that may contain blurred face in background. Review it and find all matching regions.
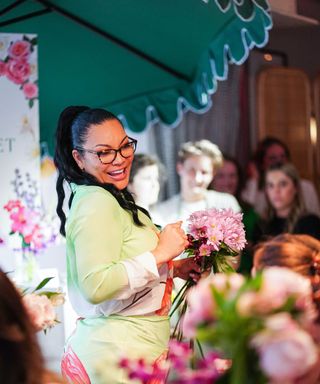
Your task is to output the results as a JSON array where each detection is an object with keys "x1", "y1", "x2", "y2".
[
  {"x1": 212, "y1": 160, "x2": 238, "y2": 196},
  {"x1": 177, "y1": 155, "x2": 214, "y2": 201},
  {"x1": 129, "y1": 164, "x2": 160, "y2": 209},
  {"x1": 263, "y1": 144, "x2": 288, "y2": 170},
  {"x1": 265, "y1": 170, "x2": 297, "y2": 217}
]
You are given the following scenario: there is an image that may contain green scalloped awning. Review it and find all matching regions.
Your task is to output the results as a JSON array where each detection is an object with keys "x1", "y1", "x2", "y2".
[{"x1": 0, "y1": 0, "x2": 272, "y2": 152}]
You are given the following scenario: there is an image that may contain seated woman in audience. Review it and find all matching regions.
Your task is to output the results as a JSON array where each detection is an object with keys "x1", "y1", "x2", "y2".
[
  {"x1": 210, "y1": 154, "x2": 260, "y2": 273},
  {"x1": 253, "y1": 234, "x2": 320, "y2": 383},
  {"x1": 0, "y1": 268, "x2": 64, "y2": 384},
  {"x1": 253, "y1": 163, "x2": 320, "y2": 244},
  {"x1": 127, "y1": 153, "x2": 165, "y2": 222},
  {"x1": 242, "y1": 136, "x2": 320, "y2": 217}
]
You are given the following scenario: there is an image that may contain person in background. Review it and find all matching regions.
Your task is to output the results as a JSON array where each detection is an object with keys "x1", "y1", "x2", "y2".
[
  {"x1": 154, "y1": 140, "x2": 241, "y2": 229},
  {"x1": 0, "y1": 268, "x2": 64, "y2": 384},
  {"x1": 54, "y1": 106, "x2": 202, "y2": 383},
  {"x1": 127, "y1": 153, "x2": 165, "y2": 222},
  {"x1": 253, "y1": 234, "x2": 320, "y2": 383},
  {"x1": 242, "y1": 136, "x2": 320, "y2": 217},
  {"x1": 253, "y1": 163, "x2": 320, "y2": 244},
  {"x1": 210, "y1": 154, "x2": 260, "y2": 273}
]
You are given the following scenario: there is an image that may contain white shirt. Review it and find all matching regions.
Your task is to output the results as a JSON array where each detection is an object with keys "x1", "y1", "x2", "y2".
[{"x1": 152, "y1": 190, "x2": 241, "y2": 229}]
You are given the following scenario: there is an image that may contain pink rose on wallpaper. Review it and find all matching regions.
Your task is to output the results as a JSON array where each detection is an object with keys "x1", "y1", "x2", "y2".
[
  {"x1": 6, "y1": 59, "x2": 31, "y2": 84},
  {"x1": 23, "y1": 82, "x2": 38, "y2": 99},
  {"x1": 8, "y1": 40, "x2": 31, "y2": 61},
  {"x1": 0, "y1": 61, "x2": 7, "y2": 76},
  {"x1": 0, "y1": 36, "x2": 38, "y2": 107}
]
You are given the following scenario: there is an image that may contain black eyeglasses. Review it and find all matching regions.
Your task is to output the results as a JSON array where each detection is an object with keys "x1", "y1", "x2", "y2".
[{"x1": 75, "y1": 137, "x2": 137, "y2": 164}]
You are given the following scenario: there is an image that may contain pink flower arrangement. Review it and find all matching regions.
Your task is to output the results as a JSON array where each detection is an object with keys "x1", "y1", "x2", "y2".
[
  {"x1": 23, "y1": 293, "x2": 57, "y2": 331},
  {"x1": 171, "y1": 208, "x2": 246, "y2": 339},
  {"x1": 0, "y1": 36, "x2": 38, "y2": 108},
  {"x1": 18, "y1": 276, "x2": 65, "y2": 332},
  {"x1": 119, "y1": 340, "x2": 223, "y2": 384},
  {"x1": 182, "y1": 267, "x2": 319, "y2": 384},
  {"x1": 4, "y1": 199, "x2": 58, "y2": 253},
  {"x1": 122, "y1": 268, "x2": 319, "y2": 383}
]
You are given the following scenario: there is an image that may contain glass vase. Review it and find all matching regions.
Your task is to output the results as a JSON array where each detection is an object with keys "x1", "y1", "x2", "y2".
[{"x1": 14, "y1": 248, "x2": 39, "y2": 286}]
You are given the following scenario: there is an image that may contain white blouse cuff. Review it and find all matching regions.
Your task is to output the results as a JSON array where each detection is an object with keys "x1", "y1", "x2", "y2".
[{"x1": 121, "y1": 251, "x2": 160, "y2": 290}]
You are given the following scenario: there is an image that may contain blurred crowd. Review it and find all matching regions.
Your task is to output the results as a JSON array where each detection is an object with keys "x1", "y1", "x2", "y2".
[{"x1": 130, "y1": 136, "x2": 320, "y2": 275}]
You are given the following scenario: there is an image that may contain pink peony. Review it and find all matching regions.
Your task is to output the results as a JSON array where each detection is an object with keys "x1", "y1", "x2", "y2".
[
  {"x1": 8, "y1": 40, "x2": 31, "y2": 61},
  {"x1": 237, "y1": 268, "x2": 317, "y2": 322},
  {"x1": 22, "y1": 82, "x2": 38, "y2": 99},
  {"x1": 259, "y1": 267, "x2": 316, "y2": 320},
  {"x1": 6, "y1": 59, "x2": 30, "y2": 84},
  {"x1": 251, "y1": 313, "x2": 318, "y2": 382}
]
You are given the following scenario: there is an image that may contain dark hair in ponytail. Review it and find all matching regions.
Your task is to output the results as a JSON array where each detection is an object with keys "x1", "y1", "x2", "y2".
[{"x1": 54, "y1": 106, "x2": 149, "y2": 236}]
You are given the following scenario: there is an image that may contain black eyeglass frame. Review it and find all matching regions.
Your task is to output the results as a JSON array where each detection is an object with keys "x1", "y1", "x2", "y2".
[{"x1": 75, "y1": 137, "x2": 137, "y2": 164}]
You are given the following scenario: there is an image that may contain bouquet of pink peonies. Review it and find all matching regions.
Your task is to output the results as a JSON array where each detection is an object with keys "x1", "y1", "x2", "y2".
[
  {"x1": 120, "y1": 267, "x2": 319, "y2": 384},
  {"x1": 171, "y1": 208, "x2": 247, "y2": 338}
]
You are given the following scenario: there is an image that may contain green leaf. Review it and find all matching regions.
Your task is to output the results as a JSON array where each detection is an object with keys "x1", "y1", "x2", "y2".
[
  {"x1": 30, "y1": 37, "x2": 38, "y2": 46},
  {"x1": 33, "y1": 277, "x2": 54, "y2": 292}
]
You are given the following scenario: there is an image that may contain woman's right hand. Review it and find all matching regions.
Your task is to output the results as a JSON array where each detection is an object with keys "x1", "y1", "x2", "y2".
[{"x1": 152, "y1": 221, "x2": 189, "y2": 266}]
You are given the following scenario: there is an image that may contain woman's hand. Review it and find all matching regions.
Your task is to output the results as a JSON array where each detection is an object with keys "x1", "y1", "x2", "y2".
[
  {"x1": 152, "y1": 221, "x2": 189, "y2": 266},
  {"x1": 173, "y1": 258, "x2": 202, "y2": 282}
]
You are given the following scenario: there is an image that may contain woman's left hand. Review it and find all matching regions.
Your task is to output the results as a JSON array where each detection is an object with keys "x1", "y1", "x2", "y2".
[{"x1": 173, "y1": 258, "x2": 202, "y2": 282}]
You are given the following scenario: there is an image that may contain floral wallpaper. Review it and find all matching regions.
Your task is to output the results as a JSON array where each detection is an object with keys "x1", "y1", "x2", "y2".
[{"x1": 0, "y1": 34, "x2": 38, "y2": 108}]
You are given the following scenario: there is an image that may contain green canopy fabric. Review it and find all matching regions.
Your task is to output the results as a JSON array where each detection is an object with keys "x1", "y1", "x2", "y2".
[{"x1": 0, "y1": 0, "x2": 272, "y2": 152}]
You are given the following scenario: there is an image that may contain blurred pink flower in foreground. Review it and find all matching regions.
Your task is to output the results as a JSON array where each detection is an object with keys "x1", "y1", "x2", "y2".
[{"x1": 251, "y1": 313, "x2": 318, "y2": 382}]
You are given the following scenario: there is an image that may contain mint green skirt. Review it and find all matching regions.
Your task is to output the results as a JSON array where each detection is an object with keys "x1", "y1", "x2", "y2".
[{"x1": 63, "y1": 315, "x2": 170, "y2": 384}]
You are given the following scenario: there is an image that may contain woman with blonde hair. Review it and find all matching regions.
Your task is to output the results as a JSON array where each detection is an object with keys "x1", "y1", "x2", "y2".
[{"x1": 253, "y1": 163, "x2": 320, "y2": 243}]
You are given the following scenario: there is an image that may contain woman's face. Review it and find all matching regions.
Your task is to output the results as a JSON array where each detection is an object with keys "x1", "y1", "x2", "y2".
[
  {"x1": 72, "y1": 119, "x2": 134, "y2": 190},
  {"x1": 265, "y1": 170, "x2": 297, "y2": 214},
  {"x1": 212, "y1": 160, "x2": 238, "y2": 196},
  {"x1": 263, "y1": 144, "x2": 287, "y2": 170},
  {"x1": 129, "y1": 164, "x2": 160, "y2": 207}
]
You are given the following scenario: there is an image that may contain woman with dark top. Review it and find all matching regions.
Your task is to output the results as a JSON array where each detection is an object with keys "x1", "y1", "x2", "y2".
[
  {"x1": 253, "y1": 163, "x2": 320, "y2": 244},
  {"x1": 54, "y1": 106, "x2": 201, "y2": 383},
  {"x1": 242, "y1": 136, "x2": 320, "y2": 217}
]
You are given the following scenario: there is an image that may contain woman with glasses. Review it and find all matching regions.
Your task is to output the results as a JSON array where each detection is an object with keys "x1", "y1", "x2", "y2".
[{"x1": 54, "y1": 106, "x2": 200, "y2": 383}]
